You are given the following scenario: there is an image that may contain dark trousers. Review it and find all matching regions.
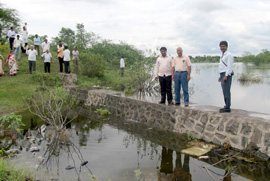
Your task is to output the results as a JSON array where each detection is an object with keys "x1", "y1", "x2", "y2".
[
  {"x1": 44, "y1": 62, "x2": 50, "y2": 73},
  {"x1": 22, "y1": 43, "x2": 28, "y2": 53},
  {"x1": 220, "y1": 72, "x2": 232, "y2": 109},
  {"x1": 9, "y1": 37, "x2": 15, "y2": 50},
  {"x1": 58, "y1": 57, "x2": 64, "y2": 72},
  {"x1": 29, "y1": 61, "x2": 36, "y2": 74},
  {"x1": 64, "y1": 61, "x2": 70, "y2": 73},
  {"x1": 159, "y1": 75, "x2": 173, "y2": 103},
  {"x1": 121, "y1": 68, "x2": 124, "y2": 77}
]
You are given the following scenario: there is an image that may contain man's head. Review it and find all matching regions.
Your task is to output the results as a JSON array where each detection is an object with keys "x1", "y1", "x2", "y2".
[
  {"x1": 23, "y1": 26, "x2": 26, "y2": 31},
  {"x1": 59, "y1": 40, "x2": 61, "y2": 44},
  {"x1": 219, "y1": 41, "x2": 228, "y2": 53},
  {"x1": 45, "y1": 39, "x2": 48, "y2": 43},
  {"x1": 160, "y1": 47, "x2": 167, "y2": 57},
  {"x1": 74, "y1": 46, "x2": 77, "y2": 50},
  {"x1": 46, "y1": 49, "x2": 49, "y2": 53},
  {"x1": 30, "y1": 45, "x2": 34, "y2": 50},
  {"x1": 65, "y1": 46, "x2": 68, "y2": 50},
  {"x1": 17, "y1": 35, "x2": 20, "y2": 39},
  {"x1": 177, "y1": 47, "x2": 183, "y2": 57},
  {"x1": 35, "y1": 34, "x2": 38, "y2": 37},
  {"x1": 59, "y1": 44, "x2": 62, "y2": 47},
  {"x1": 11, "y1": 27, "x2": 14, "y2": 31}
]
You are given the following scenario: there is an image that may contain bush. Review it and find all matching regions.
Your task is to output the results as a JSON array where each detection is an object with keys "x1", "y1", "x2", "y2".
[
  {"x1": 80, "y1": 52, "x2": 106, "y2": 78},
  {"x1": 31, "y1": 72, "x2": 61, "y2": 87}
]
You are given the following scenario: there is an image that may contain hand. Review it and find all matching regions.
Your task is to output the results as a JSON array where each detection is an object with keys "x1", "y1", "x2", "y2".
[
  {"x1": 187, "y1": 74, "x2": 190, "y2": 81},
  {"x1": 223, "y1": 76, "x2": 228, "y2": 82},
  {"x1": 155, "y1": 77, "x2": 158, "y2": 81},
  {"x1": 218, "y1": 77, "x2": 221, "y2": 82},
  {"x1": 172, "y1": 76, "x2": 175, "y2": 81}
]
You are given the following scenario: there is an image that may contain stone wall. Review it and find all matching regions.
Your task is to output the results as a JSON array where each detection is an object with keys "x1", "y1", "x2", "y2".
[{"x1": 69, "y1": 87, "x2": 270, "y2": 158}]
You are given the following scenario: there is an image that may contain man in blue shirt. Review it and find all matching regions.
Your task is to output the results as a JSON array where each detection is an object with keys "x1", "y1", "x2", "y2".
[
  {"x1": 218, "y1": 41, "x2": 234, "y2": 113},
  {"x1": 33, "y1": 34, "x2": 41, "y2": 56}
]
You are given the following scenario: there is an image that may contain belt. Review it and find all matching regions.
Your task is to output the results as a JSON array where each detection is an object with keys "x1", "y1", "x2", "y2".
[{"x1": 176, "y1": 71, "x2": 187, "y2": 73}]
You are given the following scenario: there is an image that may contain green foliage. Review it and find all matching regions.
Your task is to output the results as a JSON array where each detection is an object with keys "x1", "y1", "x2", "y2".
[
  {"x1": 31, "y1": 72, "x2": 61, "y2": 87},
  {"x1": 80, "y1": 52, "x2": 106, "y2": 78},
  {"x1": 0, "y1": 158, "x2": 34, "y2": 180},
  {"x1": 57, "y1": 27, "x2": 75, "y2": 48},
  {"x1": 190, "y1": 55, "x2": 220, "y2": 63},
  {"x1": 95, "y1": 105, "x2": 110, "y2": 118},
  {"x1": 0, "y1": 3, "x2": 21, "y2": 44},
  {"x1": 238, "y1": 73, "x2": 262, "y2": 82},
  {"x1": 0, "y1": 113, "x2": 24, "y2": 131}
]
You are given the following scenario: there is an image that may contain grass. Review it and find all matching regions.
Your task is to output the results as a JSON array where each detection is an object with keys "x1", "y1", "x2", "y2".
[
  {"x1": 238, "y1": 73, "x2": 262, "y2": 82},
  {"x1": 0, "y1": 158, "x2": 35, "y2": 181}
]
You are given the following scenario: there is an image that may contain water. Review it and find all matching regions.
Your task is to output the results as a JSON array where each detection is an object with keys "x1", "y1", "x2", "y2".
[
  {"x1": 131, "y1": 63, "x2": 270, "y2": 114},
  {"x1": 7, "y1": 110, "x2": 270, "y2": 181}
]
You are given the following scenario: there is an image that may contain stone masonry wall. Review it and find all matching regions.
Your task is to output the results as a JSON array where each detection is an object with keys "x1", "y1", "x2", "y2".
[{"x1": 69, "y1": 87, "x2": 270, "y2": 158}]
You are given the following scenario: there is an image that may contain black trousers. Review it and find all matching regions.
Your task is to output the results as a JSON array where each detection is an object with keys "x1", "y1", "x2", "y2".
[
  {"x1": 29, "y1": 61, "x2": 36, "y2": 74},
  {"x1": 9, "y1": 37, "x2": 15, "y2": 50},
  {"x1": 220, "y1": 72, "x2": 232, "y2": 109},
  {"x1": 58, "y1": 57, "x2": 64, "y2": 72},
  {"x1": 159, "y1": 75, "x2": 173, "y2": 103},
  {"x1": 64, "y1": 61, "x2": 70, "y2": 73},
  {"x1": 44, "y1": 62, "x2": 50, "y2": 73}
]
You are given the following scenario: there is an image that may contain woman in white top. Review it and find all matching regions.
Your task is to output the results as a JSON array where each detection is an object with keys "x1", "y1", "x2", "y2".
[
  {"x1": 72, "y1": 47, "x2": 79, "y2": 72},
  {"x1": 63, "y1": 46, "x2": 71, "y2": 74}
]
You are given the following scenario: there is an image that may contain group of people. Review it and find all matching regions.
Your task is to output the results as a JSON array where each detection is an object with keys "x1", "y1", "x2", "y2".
[
  {"x1": 1, "y1": 24, "x2": 80, "y2": 76},
  {"x1": 155, "y1": 41, "x2": 234, "y2": 113}
]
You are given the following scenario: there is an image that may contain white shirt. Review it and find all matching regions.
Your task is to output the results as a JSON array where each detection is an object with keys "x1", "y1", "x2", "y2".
[
  {"x1": 120, "y1": 58, "x2": 125, "y2": 68},
  {"x1": 155, "y1": 55, "x2": 173, "y2": 77},
  {"x1": 41, "y1": 42, "x2": 50, "y2": 52},
  {"x1": 13, "y1": 39, "x2": 22, "y2": 48},
  {"x1": 63, "y1": 49, "x2": 71, "y2": 61},
  {"x1": 218, "y1": 51, "x2": 234, "y2": 76},
  {"x1": 7, "y1": 30, "x2": 16, "y2": 38},
  {"x1": 42, "y1": 52, "x2": 52, "y2": 63},
  {"x1": 27, "y1": 49, "x2": 37, "y2": 61},
  {"x1": 22, "y1": 30, "x2": 28, "y2": 43}
]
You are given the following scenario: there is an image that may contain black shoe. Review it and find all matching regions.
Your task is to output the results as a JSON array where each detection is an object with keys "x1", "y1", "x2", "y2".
[
  {"x1": 168, "y1": 102, "x2": 174, "y2": 105},
  {"x1": 219, "y1": 108, "x2": 231, "y2": 113},
  {"x1": 173, "y1": 102, "x2": 180, "y2": 105},
  {"x1": 158, "y1": 101, "x2": 165, "y2": 104}
]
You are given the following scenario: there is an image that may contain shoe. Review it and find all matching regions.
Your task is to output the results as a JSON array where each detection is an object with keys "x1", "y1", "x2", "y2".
[
  {"x1": 185, "y1": 103, "x2": 189, "y2": 107},
  {"x1": 173, "y1": 102, "x2": 180, "y2": 105},
  {"x1": 219, "y1": 108, "x2": 231, "y2": 113},
  {"x1": 168, "y1": 102, "x2": 174, "y2": 105},
  {"x1": 158, "y1": 101, "x2": 165, "y2": 104}
]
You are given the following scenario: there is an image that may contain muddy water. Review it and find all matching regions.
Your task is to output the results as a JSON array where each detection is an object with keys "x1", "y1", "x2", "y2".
[{"x1": 7, "y1": 110, "x2": 270, "y2": 181}]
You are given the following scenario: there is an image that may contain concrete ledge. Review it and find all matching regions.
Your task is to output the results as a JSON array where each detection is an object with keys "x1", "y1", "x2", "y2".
[{"x1": 69, "y1": 86, "x2": 270, "y2": 158}]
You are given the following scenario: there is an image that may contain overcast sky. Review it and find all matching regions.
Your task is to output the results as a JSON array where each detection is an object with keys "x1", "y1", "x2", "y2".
[{"x1": 2, "y1": 0, "x2": 270, "y2": 56}]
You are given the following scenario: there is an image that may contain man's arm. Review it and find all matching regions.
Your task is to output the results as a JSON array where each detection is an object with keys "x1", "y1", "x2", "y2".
[
  {"x1": 187, "y1": 66, "x2": 191, "y2": 81},
  {"x1": 172, "y1": 67, "x2": 175, "y2": 81}
]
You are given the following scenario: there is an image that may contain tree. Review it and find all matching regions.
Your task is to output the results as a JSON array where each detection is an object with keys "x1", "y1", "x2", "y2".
[
  {"x1": 0, "y1": 3, "x2": 21, "y2": 43},
  {"x1": 58, "y1": 27, "x2": 75, "y2": 48}
]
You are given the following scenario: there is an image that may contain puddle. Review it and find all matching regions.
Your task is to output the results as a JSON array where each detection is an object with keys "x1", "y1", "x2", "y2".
[{"x1": 4, "y1": 110, "x2": 270, "y2": 181}]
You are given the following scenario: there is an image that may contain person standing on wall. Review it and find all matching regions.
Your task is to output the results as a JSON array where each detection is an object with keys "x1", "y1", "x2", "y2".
[
  {"x1": 33, "y1": 34, "x2": 41, "y2": 56},
  {"x1": 57, "y1": 44, "x2": 64, "y2": 72},
  {"x1": 120, "y1": 56, "x2": 125, "y2": 77},
  {"x1": 41, "y1": 39, "x2": 50, "y2": 53},
  {"x1": 7, "y1": 27, "x2": 16, "y2": 50},
  {"x1": 172, "y1": 47, "x2": 192, "y2": 107},
  {"x1": 155, "y1": 47, "x2": 173, "y2": 105},
  {"x1": 27, "y1": 45, "x2": 37, "y2": 74},
  {"x1": 72, "y1": 46, "x2": 79, "y2": 73},
  {"x1": 63, "y1": 46, "x2": 71, "y2": 74},
  {"x1": 218, "y1": 41, "x2": 234, "y2": 113},
  {"x1": 13, "y1": 35, "x2": 22, "y2": 61},
  {"x1": 42, "y1": 49, "x2": 52, "y2": 73}
]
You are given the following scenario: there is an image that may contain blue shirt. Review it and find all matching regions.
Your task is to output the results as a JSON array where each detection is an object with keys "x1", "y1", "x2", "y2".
[{"x1": 33, "y1": 37, "x2": 41, "y2": 45}]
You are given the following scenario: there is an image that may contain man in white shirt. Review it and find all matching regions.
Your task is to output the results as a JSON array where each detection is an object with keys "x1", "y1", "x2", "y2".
[
  {"x1": 7, "y1": 27, "x2": 16, "y2": 50},
  {"x1": 22, "y1": 26, "x2": 28, "y2": 53},
  {"x1": 13, "y1": 35, "x2": 22, "y2": 61},
  {"x1": 63, "y1": 46, "x2": 71, "y2": 74},
  {"x1": 42, "y1": 49, "x2": 52, "y2": 73},
  {"x1": 120, "y1": 56, "x2": 125, "y2": 77},
  {"x1": 218, "y1": 41, "x2": 234, "y2": 113},
  {"x1": 155, "y1": 47, "x2": 173, "y2": 104},
  {"x1": 41, "y1": 39, "x2": 50, "y2": 53},
  {"x1": 27, "y1": 45, "x2": 38, "y2": 74}
]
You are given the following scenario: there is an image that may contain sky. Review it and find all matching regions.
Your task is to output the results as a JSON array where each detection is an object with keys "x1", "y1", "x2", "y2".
[{"x1": 1, "y1": 0, "x2": 270, "y2": 56}]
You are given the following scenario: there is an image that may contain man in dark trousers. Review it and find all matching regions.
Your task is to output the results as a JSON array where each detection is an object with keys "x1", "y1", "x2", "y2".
[
  {"x1": 155, "y1": 47, "x2": 173, "y2": 104},
  {"x1": 218, "y1": 41, "x2": 234, "y2": 113}
]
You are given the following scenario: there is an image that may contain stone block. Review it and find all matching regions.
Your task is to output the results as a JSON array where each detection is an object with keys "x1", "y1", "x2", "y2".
[
  {"x1": 194, "y1": 124, "x2": 204, "y2": 133},
  {"x1": 217, "y1": 122, "x2": 224, "y2": 131},
  {"x1": 215, "y1": 133, "x2": 226, "y2": 140},
  {"x1": 210, "y1": 117, "x2": 221, "y2": 125},
  {"x1": 241, "y1": 123, "x2": 252, "y2": 136},
  {"x1": 184, "y1": 119, "x2": 194, "y2": 129},
  {"x1": 200, "y1": 114, "x2": 208, "y2": 124},
  {"x1": 206, "y1": 124, "x2": 216, "y2": 132},
  {"x1": 250, "y1": 128, "x2": 262, "y2": 146},
  {"x1": 242, "y1": 136, "x2": 248, "y2": 148},
  {"x1": 264, "y1": 133, "x2": 270, "y2": 147},
  {"x1": 230, "y1": 137, "x2": 239, "y2": 145},
  {"x1": 213, "y1": 138, "x2": 222, "y2": 145},
  {"x1": 162, "y1": 112, "x2": 171, "y2": 121},
  {"x1": 226, "y1": 120, "x2": 239, "y2": 135}
]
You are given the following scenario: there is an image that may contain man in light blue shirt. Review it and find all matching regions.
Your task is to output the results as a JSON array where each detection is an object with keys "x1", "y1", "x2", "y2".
[
  {"x1": 33, "y1": 34, "x2": 41, "y2": 56},
  {"x1": 218, "y1": 41, "x2": 234, "y2": 113}
]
